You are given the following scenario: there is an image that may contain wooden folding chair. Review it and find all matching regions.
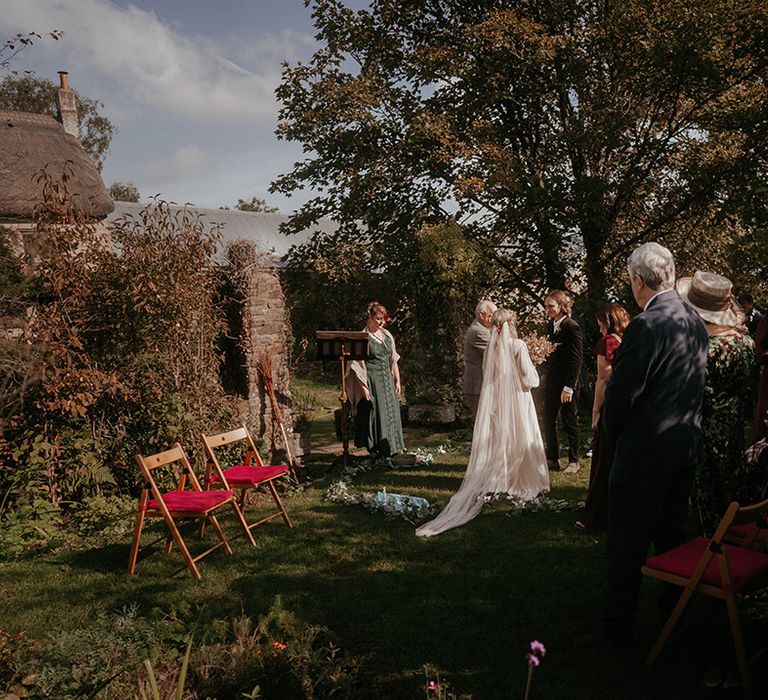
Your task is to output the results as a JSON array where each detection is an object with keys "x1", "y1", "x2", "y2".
[
  {"x1": 201, "y1": 424, "x2": 293, "y2": 534},
  {"x1": 642, "y1": 498, "x2": 768, "y2": 699},
  {"x1": 128, "y1": 443, "x2": 256, "y2": 580}
]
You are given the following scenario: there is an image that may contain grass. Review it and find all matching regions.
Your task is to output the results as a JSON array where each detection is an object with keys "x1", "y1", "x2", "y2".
[{"x1": 0, "y1": 377, "x2": 766, "y2": 698}]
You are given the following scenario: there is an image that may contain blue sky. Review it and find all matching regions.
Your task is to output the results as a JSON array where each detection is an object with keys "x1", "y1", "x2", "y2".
[{"x1": 0, "y1": 1, "x2": 366, "y2": 212}]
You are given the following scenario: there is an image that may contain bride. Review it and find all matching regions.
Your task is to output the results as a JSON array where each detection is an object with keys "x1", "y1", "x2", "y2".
[{"x1": 416, "y1": 309, "x2": 550, "y2": 537}]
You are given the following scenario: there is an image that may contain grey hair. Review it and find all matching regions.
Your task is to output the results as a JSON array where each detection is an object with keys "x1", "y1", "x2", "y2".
[
  {"x1": 475, "y1": 299, "x2": 497, "y2": 317},
  {"x1": 491, "y1": 308, "x2": 519, "y2": 338},
  {"x1": 627, "y1": 242, "x2": 675, "y2": 291}
]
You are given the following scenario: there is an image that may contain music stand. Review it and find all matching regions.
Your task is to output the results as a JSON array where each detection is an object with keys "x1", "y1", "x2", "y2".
[{"x1": 315, "y1": 331, "x2": 369, "y2": 468}]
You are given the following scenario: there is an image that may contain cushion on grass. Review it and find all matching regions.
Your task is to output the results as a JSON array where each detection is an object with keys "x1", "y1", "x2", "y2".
[
  {"x1": 209, "y1": 464, "x2": 289, "y2": 485},
  {"x1": 144, "y1": 489, "x2": 234, "y2": 513},
  {"x1": 645, "y1": 536, "x2": 768, "y2": 591}
]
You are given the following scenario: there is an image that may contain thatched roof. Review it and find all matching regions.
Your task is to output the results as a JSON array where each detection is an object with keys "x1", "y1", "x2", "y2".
[
  {"x1": 0, "y1": 111, "x2": 114, "y2": 220},
  {"x1": 110, "y1": 202, "x2": 334, "y2": 262}
]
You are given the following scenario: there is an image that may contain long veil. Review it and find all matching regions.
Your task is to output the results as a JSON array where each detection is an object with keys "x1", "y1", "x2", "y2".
[{"x1": 415, "y1": 323, "x2": 548, "y2": 537}]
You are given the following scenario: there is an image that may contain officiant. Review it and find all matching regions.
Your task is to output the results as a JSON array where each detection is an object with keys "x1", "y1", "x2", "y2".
[{"x1": 347, "y1": 301, "x2": 405, "y2": 458}]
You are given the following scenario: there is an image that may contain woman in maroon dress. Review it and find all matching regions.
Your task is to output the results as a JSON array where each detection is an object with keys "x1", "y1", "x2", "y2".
[{"x1": 576, "y1": 303, "x2": 630, "y2": 531}]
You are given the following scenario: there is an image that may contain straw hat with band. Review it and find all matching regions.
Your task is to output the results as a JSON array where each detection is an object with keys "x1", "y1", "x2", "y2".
[{"x1": 676, "y1": 271, "x2": 745, "y2": 327}]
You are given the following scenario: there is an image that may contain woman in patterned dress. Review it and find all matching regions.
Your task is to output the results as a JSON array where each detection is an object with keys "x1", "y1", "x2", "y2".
[
  {"x1": 348, "y1": 301, "x2": 405, "y2": 458},
  {"x1": 677, "y1": 271, "x2": 755, "y2": 535}
]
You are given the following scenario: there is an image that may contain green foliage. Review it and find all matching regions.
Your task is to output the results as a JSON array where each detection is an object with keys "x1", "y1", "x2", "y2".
[
  {"x1": 231, "y1": 196, "x2": 279, "y2": 213},
  {"x1": 2, "y1": 602, "x2": 360, "y2": 699},
  {"x1": 1, "y1": 174, "x2": 240, "y2": 543},
  {"x1": 0, "y1": 73, "x2": 115, "y2": 170},
  {"x1": 10, "y1": 606, "x2": 182, "y2": 699},
  {"x1": 274, "y1": 0, "x2": 768, "y2": 312},
  {"x1": 71, "y1": 493, "x2": 135, "y2": 541},
  {"x1": 0, "y1": 498, "x2": 65, "y2": 560},
  {"x1": 183, "y1": 598, "x2": 361, "y2": 699},
  {"x1": 108, "y1": 180, "x2": 141, "y2": 202}
]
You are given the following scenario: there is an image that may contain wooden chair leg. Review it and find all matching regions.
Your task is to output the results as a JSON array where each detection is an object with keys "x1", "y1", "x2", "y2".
[
  {"x1": 268, "y1": 480, "x2": 293, "y2": 528},
  {"x1": 164, "y1": 515, "x2": 202, "y2": 579},
  {"x1": 128, "y1": 507, "x2": 146, "y2": 575},
  {"x1": 231, "y1": 501, "x2": 257, "y2": 547},
  {"x1": 207, "y1": 514, "x2": 234, "y2": 555},
  {"x1": 164, "y1": 534, "x2": 174, "y2": 555},
  {"x1": 724, "y1": 593, "x2": 753, "y2": 700},
  {"x1": 647, "y1": 586, "x2": 694, "y2": 665}
]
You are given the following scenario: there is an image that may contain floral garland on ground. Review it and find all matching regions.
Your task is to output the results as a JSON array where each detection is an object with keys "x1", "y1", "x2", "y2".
[
  {"x1": 324, "y1": 449, "x2": 443, "y2": 525},
  {"x1": 324, "y1": 447, "x2": 583, "y2": 524}
]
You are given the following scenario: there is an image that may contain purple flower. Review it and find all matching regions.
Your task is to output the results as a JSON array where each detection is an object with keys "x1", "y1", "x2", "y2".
[
  {"x1": 530, "y1": 640, "x2": 546, "y2": 657},
  {"x1": 527, "y1": 653, "x2": 540, "y2": 667}
]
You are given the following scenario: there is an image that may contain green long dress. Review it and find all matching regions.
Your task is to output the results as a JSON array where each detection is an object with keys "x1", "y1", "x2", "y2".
[
  {"x1": 691, "y1": 331, "x2": 755, "y2": 534},
  {"x1": 354, "y1": 333, "x2": 404, "y2": 457}
]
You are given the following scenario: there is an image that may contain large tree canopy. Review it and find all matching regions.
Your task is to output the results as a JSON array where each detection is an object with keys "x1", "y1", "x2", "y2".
[
  {"x1": 0, "y1": 74, "x2": 115, "y2": 171},
  {"x1": 273, "y1": 0, "x2": 768, "y2": 310}
]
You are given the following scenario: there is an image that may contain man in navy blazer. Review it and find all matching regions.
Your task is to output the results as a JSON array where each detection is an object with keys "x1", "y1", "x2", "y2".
[{"x1": 600, "y1": 242, "x2": 708, "y2": 641}]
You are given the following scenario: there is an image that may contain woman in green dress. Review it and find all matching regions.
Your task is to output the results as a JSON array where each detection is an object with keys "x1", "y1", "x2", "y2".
[
  {"x1": 348, "y1": 301, "x2": 405, "y2": 457},
  {"x1": 677, "y1": 271, "x2": 755, "y2": 535}
]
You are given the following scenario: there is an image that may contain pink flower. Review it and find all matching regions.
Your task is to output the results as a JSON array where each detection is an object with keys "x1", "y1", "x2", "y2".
[
  {"x1": 527, "y1": 653, "x2": 540, "y2": 667},
  {"x1": 530, "y1": 640, "x2": 546, "y2": 657},
  {"x1": 428, "y1": 680, "x2": 438, "y2": 691}
]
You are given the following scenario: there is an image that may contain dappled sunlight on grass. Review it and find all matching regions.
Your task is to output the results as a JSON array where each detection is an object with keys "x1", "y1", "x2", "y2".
[{"x1": 2, "y1": 393, "x2": 766, "y2": 698}]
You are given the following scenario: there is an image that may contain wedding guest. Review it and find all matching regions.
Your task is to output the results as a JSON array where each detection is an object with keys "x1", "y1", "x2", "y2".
[
  {"x1": 348, "y1": 301, "x2": 405, "y2": 458},
  {"x1": 754, "y1": 314, "x2": 768, "y2": 442},
  {"x1": 462, "y1": 299, "x2": 497, "y2": 419},
  {"x1": 678, "y1": 272, "x2": 755, "y2": 534},
  {"x1": 542, "y1": 290, "x2": 583, "y2": 473},
  {"x1": 576, "y1": 303, "x2": 630, "y2": 531},
  {"x1": 738, "y1": 292, "x2": 762, "y2": 339},
  {"x1": 599, "y1": 242, "x2": 708, "y2": 645}
]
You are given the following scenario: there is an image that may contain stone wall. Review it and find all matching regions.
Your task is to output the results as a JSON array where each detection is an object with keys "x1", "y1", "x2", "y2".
[{"x1": 227, "y1": 241, "x2": 300, "y2": 459}]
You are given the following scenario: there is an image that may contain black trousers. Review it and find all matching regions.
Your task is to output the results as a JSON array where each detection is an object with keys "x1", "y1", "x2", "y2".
[
  {"x1": 542, "y1": 387, "x2": 580, "y2": 463},
  {"x1": 602, "y1": 467, "x2": 694, "y2": 635}
]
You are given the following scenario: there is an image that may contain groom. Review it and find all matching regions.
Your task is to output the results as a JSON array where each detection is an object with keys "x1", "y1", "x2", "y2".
[{"x1": 542, "y1": 290, "x2": 583, "y2": 473}]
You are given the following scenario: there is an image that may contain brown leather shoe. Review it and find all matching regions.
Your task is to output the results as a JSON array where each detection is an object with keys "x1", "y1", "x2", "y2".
[
  {"x1": 564, "y1": 461, "x2": 581, "y2": 474},
  {"x1": 547, "y1": 459, "x2": 561, "y2": 471}
]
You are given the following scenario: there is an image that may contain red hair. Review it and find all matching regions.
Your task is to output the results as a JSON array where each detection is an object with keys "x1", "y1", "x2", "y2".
[{"x1": 367, "y1": 301, "x2": 389, "y2": 321}]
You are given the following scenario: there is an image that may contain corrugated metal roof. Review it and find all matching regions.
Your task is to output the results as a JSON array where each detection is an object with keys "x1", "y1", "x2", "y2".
[{"x1": 108, "y1": 202, "x2": 337, "y2": 260}]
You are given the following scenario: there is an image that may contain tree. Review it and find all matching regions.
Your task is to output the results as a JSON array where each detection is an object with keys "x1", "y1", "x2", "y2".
[
  {"x1": 1, "y1": 30, "x2": 63, "y2": 72},
  {"x1": 227, "y1": 196, "x2": 279, "y2": 213},
  {"x1": 0, "y1": 74, "x2": 115, "y2": 170},
  {"x1": 109, "y1": 181, "x2": 140, "y2": 203},
  {"x1": 273, "y1": 0, "x2": 768, "y2": 313}
]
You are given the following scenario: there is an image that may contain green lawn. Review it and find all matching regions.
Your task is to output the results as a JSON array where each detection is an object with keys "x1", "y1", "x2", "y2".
[{"x1": 0, "y1": 378, "x2": 765, "y2": 698}]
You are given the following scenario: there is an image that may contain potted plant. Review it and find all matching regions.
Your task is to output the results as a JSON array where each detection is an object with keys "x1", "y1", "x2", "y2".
[{"x1": 406, "y1": 380, "x2": 457, "y2": 425}]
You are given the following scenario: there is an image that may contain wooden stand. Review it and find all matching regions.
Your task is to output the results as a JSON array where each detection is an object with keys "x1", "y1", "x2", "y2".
[{"x1": 316, "y1": 331, "x2": 369, "y2": 468}]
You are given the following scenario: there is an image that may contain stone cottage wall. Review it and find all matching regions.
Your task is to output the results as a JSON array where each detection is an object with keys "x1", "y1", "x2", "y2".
[{"x1": 227, "y1": 241, "x2": 299, "y2": 458}]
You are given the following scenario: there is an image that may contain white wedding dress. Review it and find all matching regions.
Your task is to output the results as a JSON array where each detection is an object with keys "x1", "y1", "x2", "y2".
[{"x1": 416, "y1": 323, "x2": 550, "y2": 537}]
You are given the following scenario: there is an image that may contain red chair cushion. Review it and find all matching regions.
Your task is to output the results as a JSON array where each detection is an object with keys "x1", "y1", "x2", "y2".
[
  {"x1": 210, "y1": 464, "x2": 289, "y2": 486},
  {"x1": 645, "y1": 536, "x2": 768, "y2": 591},
  {"x1": 145, "y1": 489, "x2": 234, "y2": 513}
]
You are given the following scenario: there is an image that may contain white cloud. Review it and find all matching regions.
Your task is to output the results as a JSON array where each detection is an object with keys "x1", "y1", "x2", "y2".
[
  {"x1": 141, "y1": 144, "x2": 218, "y2": 182},
  {"x1": 0, "y1": 0, "x2": 301, "y2": 123}
]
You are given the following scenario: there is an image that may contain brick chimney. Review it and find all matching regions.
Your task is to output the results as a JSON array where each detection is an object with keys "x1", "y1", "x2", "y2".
[{"x1": 55, "y1": 71, "x2": 80, "y2": 139}]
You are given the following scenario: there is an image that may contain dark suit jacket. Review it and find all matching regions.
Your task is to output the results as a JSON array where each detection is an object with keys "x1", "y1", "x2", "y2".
[
  {"x1": 544, "y1": 316, "x2": 583, "y2": 392},
  {"x1": 603, "y1": 290, "x2": 708, "y2": 479}
]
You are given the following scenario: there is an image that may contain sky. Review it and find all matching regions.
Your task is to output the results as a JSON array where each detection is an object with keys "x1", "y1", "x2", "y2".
[{"x1": 0, "y1": 0, "x2": 365, "y2": 212}]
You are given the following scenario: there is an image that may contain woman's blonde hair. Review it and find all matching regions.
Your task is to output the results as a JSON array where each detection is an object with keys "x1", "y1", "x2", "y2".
[{"x1": 492, "y1": 309, "x2": 518, "y2": 338}]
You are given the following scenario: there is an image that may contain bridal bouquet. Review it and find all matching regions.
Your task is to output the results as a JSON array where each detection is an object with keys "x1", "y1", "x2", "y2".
[{"x1": 523, "y1": 332, "x2": 556, "y2": 365}]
